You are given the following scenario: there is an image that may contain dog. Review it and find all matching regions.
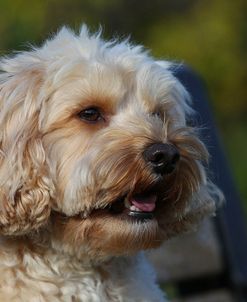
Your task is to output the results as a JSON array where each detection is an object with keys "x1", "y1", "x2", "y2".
[{"x1": 0, "y1": 26, "x2": 222, "y2": 301}]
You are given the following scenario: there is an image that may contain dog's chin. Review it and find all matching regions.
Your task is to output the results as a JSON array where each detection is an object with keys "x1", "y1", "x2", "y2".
[{"x1": 51, "y1": 186, "x2": 167, "y2": 259}]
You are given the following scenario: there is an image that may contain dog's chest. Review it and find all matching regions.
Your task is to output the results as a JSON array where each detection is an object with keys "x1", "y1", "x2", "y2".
[{"x1": 0, "y1": 249, "x2": 165, "y2": 301}]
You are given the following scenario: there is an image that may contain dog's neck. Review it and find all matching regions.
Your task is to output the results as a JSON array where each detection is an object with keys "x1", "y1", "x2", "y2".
[
  {"x1": 0, "y1": 234, "x2": 147, "y2": 282},
  {"x1": 0, "y1": 217, "x2": 165, "y2": 301},
  {"x1": 1, "y1": 232, "x2": 133, "y2": 279}
]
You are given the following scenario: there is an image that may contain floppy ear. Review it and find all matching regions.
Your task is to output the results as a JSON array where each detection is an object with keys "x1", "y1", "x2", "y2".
[{"x1": 0, "y1": 54, "x2": 54, "y2": 235}]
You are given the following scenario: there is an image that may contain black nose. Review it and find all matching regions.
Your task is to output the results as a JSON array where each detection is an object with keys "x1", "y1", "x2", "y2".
[{"x1": 143, "y1": 143, "x2": 180, "y2": 175}]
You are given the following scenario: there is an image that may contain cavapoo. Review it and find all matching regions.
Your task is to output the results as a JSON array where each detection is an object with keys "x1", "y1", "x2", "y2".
[{"x1": 0, "y1": 26, "x2": 222, "y2": 301}]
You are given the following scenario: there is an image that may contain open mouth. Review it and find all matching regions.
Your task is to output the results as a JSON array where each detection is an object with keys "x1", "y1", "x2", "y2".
[{"x1": 109, "y1": 191, "x2": 158, "y2": 221}]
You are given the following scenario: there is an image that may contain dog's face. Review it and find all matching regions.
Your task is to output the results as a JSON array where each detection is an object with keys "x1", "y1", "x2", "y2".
[{"x1": 0, "y1": 27, "x2": 221, "y2": 259}]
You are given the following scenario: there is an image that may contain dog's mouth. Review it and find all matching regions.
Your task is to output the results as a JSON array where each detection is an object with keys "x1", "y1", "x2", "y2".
[
  {"x1": 73, "y1": 181, "x2": 166, "y2": 222},
  {"x1": 108, "y1": 191, "x2": 157, "y2": 221}
]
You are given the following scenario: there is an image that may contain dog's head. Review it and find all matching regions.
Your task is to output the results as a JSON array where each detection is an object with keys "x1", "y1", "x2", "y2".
[{"x1": 0, "y1": 26, "x2": 222, "y2": 259}]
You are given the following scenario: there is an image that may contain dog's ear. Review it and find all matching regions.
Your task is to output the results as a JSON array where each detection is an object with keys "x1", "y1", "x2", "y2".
[{"x1": 0, "y1": 54, "x2": 54, "y2": 235}]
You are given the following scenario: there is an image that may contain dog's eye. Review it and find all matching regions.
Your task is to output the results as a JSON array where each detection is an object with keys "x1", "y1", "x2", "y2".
[{"x1": 78, "y1": 107, "x2": 103, "y2": 123}]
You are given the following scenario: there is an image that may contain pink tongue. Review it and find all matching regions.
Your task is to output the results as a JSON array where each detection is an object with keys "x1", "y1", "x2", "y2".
[{"x1": 130, "y1": 194, "x2": 157, "y2": 212}]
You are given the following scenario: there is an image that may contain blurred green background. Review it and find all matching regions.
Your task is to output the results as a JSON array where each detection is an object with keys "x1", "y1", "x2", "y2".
[{"x1": 0, "y1": 0, "x2": 246, "y2": 212}]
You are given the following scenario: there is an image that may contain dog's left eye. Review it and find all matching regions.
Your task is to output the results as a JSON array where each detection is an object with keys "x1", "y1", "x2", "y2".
[{"x1": 78, "y1": 107, "x2": 103, "y2": 123}]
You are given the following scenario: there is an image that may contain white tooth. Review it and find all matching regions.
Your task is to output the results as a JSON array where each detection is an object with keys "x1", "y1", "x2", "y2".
[{"x1": 130, "y1": 205, "x2": 141, "y2": 212}]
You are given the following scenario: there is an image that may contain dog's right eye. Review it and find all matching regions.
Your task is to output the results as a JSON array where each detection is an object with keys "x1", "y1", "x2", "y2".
[{"x1": 78, "y1": 107, "x2": 104, "y2": 123}]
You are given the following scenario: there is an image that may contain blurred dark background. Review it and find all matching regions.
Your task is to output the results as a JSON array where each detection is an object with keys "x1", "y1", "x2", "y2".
[{"x1": 0, "y1": 0, "x2": 246, "y2": 210}]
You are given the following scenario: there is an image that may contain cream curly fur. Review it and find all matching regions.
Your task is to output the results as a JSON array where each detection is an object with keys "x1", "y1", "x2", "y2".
[{"x1": 0, "y1": 26, "x2": 222, "y2": 301}]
